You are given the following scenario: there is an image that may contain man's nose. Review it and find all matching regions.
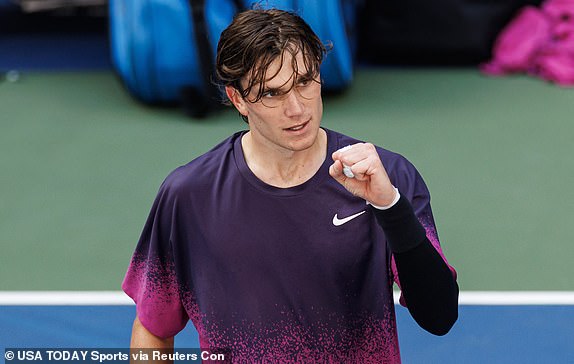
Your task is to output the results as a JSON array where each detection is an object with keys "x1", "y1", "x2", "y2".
[{"x1": 283, "y1": 90, "x2": 304, "y2": 117}]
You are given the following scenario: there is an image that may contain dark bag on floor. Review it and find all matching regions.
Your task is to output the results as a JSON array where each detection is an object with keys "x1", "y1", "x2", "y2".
[{"x1": 357, "y1": 0, "x2": 544, "y2": 65}]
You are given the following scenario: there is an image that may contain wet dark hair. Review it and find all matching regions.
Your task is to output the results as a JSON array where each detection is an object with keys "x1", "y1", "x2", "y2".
[{"x1": 215, "y1": 8, "x2": 328, "y2": 121}]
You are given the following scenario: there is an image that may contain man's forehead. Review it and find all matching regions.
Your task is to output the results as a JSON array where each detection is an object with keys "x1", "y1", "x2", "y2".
[{"x1": 247, "y1": 51, "x2": 309, "y2": 89}]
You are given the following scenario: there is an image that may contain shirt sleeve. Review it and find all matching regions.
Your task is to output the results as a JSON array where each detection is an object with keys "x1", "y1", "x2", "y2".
[
  {"x1": 386, "y1": 155, "x2": 457, "y2": 305},
  {"x1": 122, "y1": 180, "x2": 189, "y2": 339}
]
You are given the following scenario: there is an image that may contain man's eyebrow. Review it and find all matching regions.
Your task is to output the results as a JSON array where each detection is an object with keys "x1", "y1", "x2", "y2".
[
  {"x1": 297, "y1": 70, "x2": 318, "y2": 81},
  {"x1": 262, "y1": 72, "x2": 295, "y2": 90},
  {"x1": 261, "y1": 85, "x2": 288, "y2": 95},
  {"x1": 261, "y1": 79, "x2": 292, "y2": 94}
]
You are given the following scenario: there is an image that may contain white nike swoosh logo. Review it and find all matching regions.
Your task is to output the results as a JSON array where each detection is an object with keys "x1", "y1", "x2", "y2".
[{"x1": 332, "y1": 210, "x2": 366, "y2": 226}]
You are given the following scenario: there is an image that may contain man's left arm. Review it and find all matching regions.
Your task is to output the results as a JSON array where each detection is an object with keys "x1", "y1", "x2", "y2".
[
  {"x1": 372, "y1": 196, "x2": 458, "y2": 335},
  {"x1": 330, "y1": 142, "x2": 458, "y2": 335}
]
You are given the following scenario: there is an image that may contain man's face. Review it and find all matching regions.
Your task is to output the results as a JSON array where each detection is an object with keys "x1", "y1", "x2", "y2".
[{"x1": 227, "y1": 51, "x2": 323, "y2": 153}]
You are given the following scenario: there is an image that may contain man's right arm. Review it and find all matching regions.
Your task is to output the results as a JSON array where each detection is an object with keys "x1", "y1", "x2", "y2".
[{"x1": 130, "y1": 317, "x2": 174, "y2": 363}]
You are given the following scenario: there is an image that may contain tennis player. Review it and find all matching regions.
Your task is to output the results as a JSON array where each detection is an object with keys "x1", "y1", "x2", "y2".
[{"x1": 123, "y1": 8, "x2": 458, "y2": 362}]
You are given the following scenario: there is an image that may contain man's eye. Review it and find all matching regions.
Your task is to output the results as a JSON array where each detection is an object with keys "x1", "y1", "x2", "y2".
[
  {"x1": 298, "y1": 79, "x2": 311, "y2": 87},
  {"x1": 263, "y1": 90, "x2": 278, "y2": 98}
]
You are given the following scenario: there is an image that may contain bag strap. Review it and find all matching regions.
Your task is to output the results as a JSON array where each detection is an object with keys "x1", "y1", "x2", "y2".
[
  {"x1": 183, "y1": 0, "x2": 244, "y2": 117},
  {"x1": 231, "y1": 0, "x2": 243, "y2": 12},
  {"x1": 181, "y1": 0, "x2": 216, "y2": 117}
]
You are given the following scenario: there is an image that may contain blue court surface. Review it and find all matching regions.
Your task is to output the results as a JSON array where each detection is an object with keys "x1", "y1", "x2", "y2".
[{"x1": 1, "y1": 294, "x2": 574, "y2": 363}]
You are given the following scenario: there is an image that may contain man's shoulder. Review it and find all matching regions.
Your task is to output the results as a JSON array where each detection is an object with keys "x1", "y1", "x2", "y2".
[{"x1": 161, "y1": 132, "x2": 242, "y2": 193}]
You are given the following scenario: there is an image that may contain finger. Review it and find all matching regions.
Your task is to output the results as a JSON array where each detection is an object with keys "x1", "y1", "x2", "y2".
[
  {"x1": 332, "y1": 147, "x2": 355, "y2": 180},
  {"x1": 332, "y1": 143, "x2": 362, "y2": 161},
  {"x1": 355, "y1": 154, "x2": 391, "y2": 183},
  {"x1": 329, "y1": 160, "x2": 345, "y2": 182},
  {"x1": 345, "y1": 158, "x2": 372, "y2": 181}
]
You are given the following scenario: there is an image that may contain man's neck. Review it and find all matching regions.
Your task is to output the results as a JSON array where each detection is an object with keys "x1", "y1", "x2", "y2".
[{"x1": 241, "y1": 129, "x2": 327, "y2": 188}]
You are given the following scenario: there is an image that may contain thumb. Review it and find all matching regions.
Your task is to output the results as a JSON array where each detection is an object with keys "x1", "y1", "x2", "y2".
[{"x1": 329, "y1": 160, "x2": 346, "y2": 183}]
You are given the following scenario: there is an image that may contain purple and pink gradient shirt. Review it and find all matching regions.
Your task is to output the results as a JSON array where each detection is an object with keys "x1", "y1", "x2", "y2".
[{"x1": 123, "y1": 129, "x2": 455, "y2": 363}]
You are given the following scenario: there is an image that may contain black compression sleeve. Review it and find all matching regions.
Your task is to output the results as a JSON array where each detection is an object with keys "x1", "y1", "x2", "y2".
[
  {"x1": 372, "y1": 196, "x2": 459, "y2": 335},
  {"x1": 393, "y1": 239, "x2": 459, "y2": 335},
  {"x1": 372, "y1": 195, "x2": 427, "y2": 253}
]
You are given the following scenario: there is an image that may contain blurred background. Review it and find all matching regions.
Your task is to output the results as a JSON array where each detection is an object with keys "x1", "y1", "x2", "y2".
[{"x1": 1, "y1": 0, "x2": 573, "y2": 362}]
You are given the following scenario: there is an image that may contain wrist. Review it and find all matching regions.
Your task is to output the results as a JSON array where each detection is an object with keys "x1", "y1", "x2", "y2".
[{"x1": 368, "y1": 187, "x2": 400, "y2": 210}]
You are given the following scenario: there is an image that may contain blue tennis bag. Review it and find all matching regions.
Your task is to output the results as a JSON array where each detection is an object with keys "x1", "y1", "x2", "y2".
[{"x1": 109, "y1": 0, "x2": 355, "y2": 117}]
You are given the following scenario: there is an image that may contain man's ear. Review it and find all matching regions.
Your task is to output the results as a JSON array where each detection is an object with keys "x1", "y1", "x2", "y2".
[{"x1": 225, "y1": 86, "x2": 248, "y2": 117}]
